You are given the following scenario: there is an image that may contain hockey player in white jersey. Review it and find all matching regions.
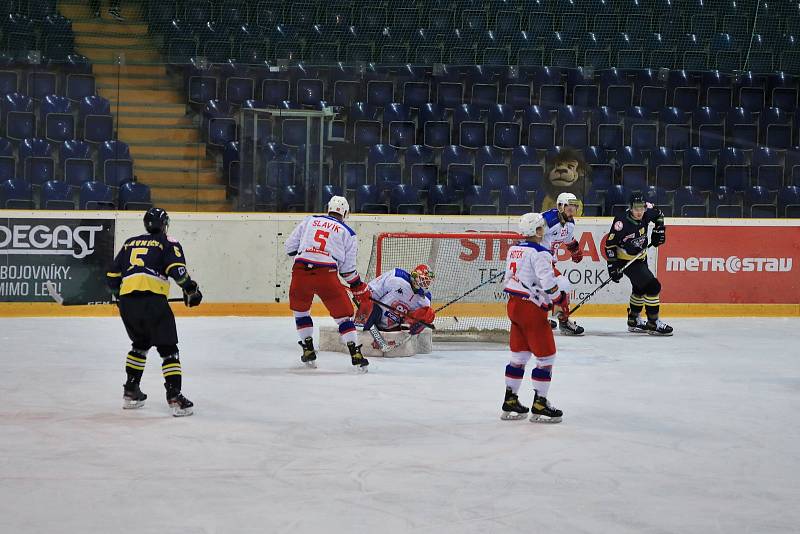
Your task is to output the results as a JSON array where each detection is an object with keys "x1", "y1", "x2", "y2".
[
  {"x1": 284, "y1": 196, "x2": 371, "y2": 371},
  {"x1": 356, "y1": 264, "x2": 436, "y2": 336},
  {"x1": 541, "y1": 192, "x2": 585, "y2": 336},
  {"x1": 501, "y1": 212, "x2": 567, "y2": 423}
]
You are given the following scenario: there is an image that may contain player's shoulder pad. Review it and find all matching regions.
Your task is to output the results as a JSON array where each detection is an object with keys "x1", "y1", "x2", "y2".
[
  {"x1": 543, "y1": 208, "x2": 560, "y2": 227},
  {"x1": 519, "y1": 241, "x2": 550, "y2": 253},
  {"x1": 424, "y1": 291, "x2": 432, "y2": 301},
  {"x1": 393, "y1": 268, "x2": 412, "y2": 284},
  {"x1": 166, "y1": 234, "x2": 180, "y2": 244},
  {"x1": 611, "y1": 217, "x2": 625, "y2": 232},
  {"x1": 319, "y1": 215, "x2": 356, "y2": 236}
]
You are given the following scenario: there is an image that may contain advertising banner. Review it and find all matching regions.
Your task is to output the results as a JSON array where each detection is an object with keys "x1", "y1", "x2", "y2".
[
  {"x1": 0, "y1": 217, "x2": 116, "y2": 302},
  {"x1": 658, "y1": 225, "x2": 800, "y2": 303}
]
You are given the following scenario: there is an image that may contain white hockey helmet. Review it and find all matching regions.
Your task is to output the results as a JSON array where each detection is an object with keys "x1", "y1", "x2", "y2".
[
  {"x1": 518, "y1": 212, "x2": 546, "y2": 237},
  {"x1": 556, "y1": 192, "x2": 580, "y2": 209},
  {"x1": 327, "y1": 195, "x2": 350, "y2": 219}
]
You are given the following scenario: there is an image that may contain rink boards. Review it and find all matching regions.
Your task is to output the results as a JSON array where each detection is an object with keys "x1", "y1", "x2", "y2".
[{"x1": 1, "y1": 211, "x2": 798, "y2": 317}]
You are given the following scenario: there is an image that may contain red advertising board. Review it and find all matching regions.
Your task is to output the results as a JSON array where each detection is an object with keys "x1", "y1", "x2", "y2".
[{"x1": 659, "y1": 226, "x2": 800, "y2": 303}]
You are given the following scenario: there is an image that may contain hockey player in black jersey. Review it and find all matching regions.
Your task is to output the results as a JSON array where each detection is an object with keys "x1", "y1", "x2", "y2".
[
  {"x1": 604, "y1": 194, "x2": 673, "y2": 336},
  {"x1": 106, "y1": 208, "x2": 203, "y2": 416}
]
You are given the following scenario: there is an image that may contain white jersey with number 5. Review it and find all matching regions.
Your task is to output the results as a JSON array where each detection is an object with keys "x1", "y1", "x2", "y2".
[
  {"x1": 540, "y1": 208, "x2": 575, "y2": 259},
  {"x1": 503, "y1": 241, "x2": 560, "y2": 308},
  {"x1": 284, "y1": 215, "x2": 358, "y2": 274},
  {"x1": 368, "y1": 269, "x2": 432, "y2": 329}
]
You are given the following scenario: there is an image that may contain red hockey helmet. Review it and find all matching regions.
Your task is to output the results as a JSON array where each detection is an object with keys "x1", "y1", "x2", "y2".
[{"x1": 411, "y1": 264, "x2": 435, "y2": 290}]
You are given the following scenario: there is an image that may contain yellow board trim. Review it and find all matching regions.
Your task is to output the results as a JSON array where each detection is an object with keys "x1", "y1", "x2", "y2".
[{"x1": 1, "y1": 301, "x2": 798, "y2": 317}]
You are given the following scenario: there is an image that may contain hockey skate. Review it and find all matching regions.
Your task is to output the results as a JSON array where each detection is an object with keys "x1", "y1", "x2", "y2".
[
  {"x1": 347, "y1": 342, "x2": 369, "y2": 373},
  {"x1": 558, "y1": 313, "x2": 584, "y2": 336},
  {"x1": 123, "y1": 384, "x2": 147, "y2": 409},
  {"x1": 627, "y1": 310, "x2": 649, "y2": 333},
  {"x1": 530, "y1": 393, "x2": 562, "y2": 424},
  {"x1": 167, "y1": 393, "x2": 194, "y2": 417},
  {"x1": 501, "y1": 387, "x2": 529, "y2": 420},
  {"x1": 298, "y1": 336, "x2": 317, "y2": 368},
  {"x1": 646, "y1": 319, "x2": 673, "y2": 336}
]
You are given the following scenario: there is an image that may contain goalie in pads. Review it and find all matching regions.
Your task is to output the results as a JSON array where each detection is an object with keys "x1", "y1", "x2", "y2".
[{"x1": 355, "y1": 265, "x2": 436, "y2": 353}]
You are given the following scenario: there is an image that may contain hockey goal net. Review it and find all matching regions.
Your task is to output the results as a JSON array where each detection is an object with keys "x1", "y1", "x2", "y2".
[{"x1": 365, "y1": 232, "x2": 522, "y2": 340}]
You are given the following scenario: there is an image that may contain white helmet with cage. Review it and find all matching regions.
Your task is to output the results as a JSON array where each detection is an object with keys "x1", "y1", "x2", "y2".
[{"x1": 518, "y1": 212, "x2": 546, "y2": 237}]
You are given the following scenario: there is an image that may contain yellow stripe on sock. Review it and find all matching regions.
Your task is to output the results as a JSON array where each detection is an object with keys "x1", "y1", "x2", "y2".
[
  {"x1": 127, "y1": 354, "x2": 146, "y2": 363},
  {"x1": 162, "y1": 363, "x2": 181, "y2": 370},
  {"x1": 163, "y1": 371, "x2": 182, "y2": 377},
  {"x1": 126, "y1": 363, "x2": 145, "y2": 371}
]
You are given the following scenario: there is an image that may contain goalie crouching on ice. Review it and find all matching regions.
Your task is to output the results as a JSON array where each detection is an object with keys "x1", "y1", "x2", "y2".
[{"x1": 354, "y1": 264, "x2": 436, "y2": 354}]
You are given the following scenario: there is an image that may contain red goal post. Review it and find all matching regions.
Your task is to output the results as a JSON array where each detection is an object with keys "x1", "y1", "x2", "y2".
[{"x1": 367, "y1": 232, "x2": 523, "y2": 337}]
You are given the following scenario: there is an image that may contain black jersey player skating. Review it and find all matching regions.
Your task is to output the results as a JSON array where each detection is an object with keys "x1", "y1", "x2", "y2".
[
  {"x1": 106, "y1": 208, "x2": 203, "y2": 416},
  {"x1": 604, "y1": 194, "x2": 673, "y2": 336}
]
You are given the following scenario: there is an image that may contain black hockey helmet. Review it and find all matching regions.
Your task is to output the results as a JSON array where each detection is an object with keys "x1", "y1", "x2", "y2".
[
  {"x1": 144, "y1": 207, "x2": 169, "y2": 234},
  {"x1": 629, "y1": 192, "x2": 646, "y2": 209}
]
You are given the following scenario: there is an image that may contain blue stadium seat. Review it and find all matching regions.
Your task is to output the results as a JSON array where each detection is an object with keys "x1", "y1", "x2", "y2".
[
  {"x1": 727, "y1": 107, "x2": 757, "y2": 149},
  {"x1": 500, "y1": 185, "x2": 530, "y2": 215},
  {"x1": 717, "y1": 146, "x2": 749, "y2": 192},
  {"x1": 704, "y1": 71, "x2": 734, "y2": 113},
  {"x1": 605, "y1": 184, "x2": 630, "y2": 218},
  {"x1": 693, "y1": 106, "x2": 724, "y2": 151},
  {"x1": 353, "y1": 183, "x2": 384, "y2": 213},
  {"x1": 710, "y1": 185, "x2": 742, "y2": 218},
  {"x1": 568, "y1": 67, "x2": 599, "y2": 108},
  {"x1": 3, "y1": 14, "x2": 35, "y2": 53},
  {"x1": 0, "y1": 178, "x2": 34, "y2": 208},
  {"x1": 669, "y1": 70, "x2": 699, "y2": 112},
  {"x1": 441, "y1": 145, "x2": 474, "y2": 190},
  {"x1": 788, "y1": 148, "x2": 800, "y2": 186},
  {"x1": 296, "y1": 75, "x2": 324, "y2": 108},
  {"x1": 659, "y1": 106, "x2": 690, "y2": 150},
  {"x1": 79, "y1": 180, "x2": 114, "y2": 209},
  {"x1": 769, "y1": 73, "x2": 798, "y2": 112},
  {"x1": 40, "y1": 95, "x2": 75, "y2": 143},
  {"x1": 674, "y1": 185, "x2": 707, "y2": 217},
  {"x1": 601, "y1": 68, "x2": 632, "y2": 111},
  {"x1": 3, "y1": 92, "x2": 35, "y2": 140},
  {"x1": 778, "y1": 185, "x2": 800, "y2": 217},
  {"x1": 464, "y1": 184, "x2": 496, "y2": 215},
  {"x1": 638, "y1": 69, "x2": 667, "y2": 111},
  {"x1": 752, "y1": 146, "x2": 785, "y2": 190},
  {"x1": 644, "y1": 185, "x2": 671, "y2": 216},
  {"x1": 761, "y1": 107, "x2": 792, "y2": 149},
  {"x1": 61, "y1": 139, "x2": 94, "y2": 186},
  {"x1": 99, "y1": 140, "x2": 133, "y2": 187},
  {"x1": 525, "y1": 105, "x2": 555, "y2": 149},
  {"x1": 65, "y1": 70, "x2": 95, "y2": 103},
  {"x1": 649, "y1": 146, "x2": 682, "y2": 191},
  {"x1": 19, "y1": 138, "x2": 55, "y2": 185},
  {"x1": 488, "y1": 104, "x2": 520, "y2": 149},
  {"x1": 592, "y1": 106, "x2": 622, "y2": 150},
  {"x1": 117, "y1": 181, "x2": 152, "y2": 210},
  {"x1": 368, "y1": 143, "x2": 400, "y2": 187},
  {"x1": 390, "y1": 183, "x2": 424, "y2": 214},
  {"x1": 366, "y1": 78, "x2": 394, "y2": 108},
  {"x1": 0, "y1": 137, "x2": 14, "y2": 182},
  {"x1": 79, "y1": 95, "x2": 112, "y2": 143},
  {"x1": 223, "y1": 141, "x2": 240, "y2": 188},
  {"x1": 342, "y1": 162, "x2": 367, "y2": 191},
  {"x1": 419, "y1": 102, "x2": 449, "y2": 148},
  {"x1": 42, "y1": 14, "x2": 74, "y2": 60},
  {"x1": 279, "y1": 184, "x2": 306, "y2": 212},
  {"x1": 26, "y1": 70, "x2": 57, "y2": 102},
  {"x1": 584, "y1": 146, "x2": 613, "y2": 190},
  {"x1": 625, "y1": 106, "x2": 657, "y2": 150},
  {"x1": 454, "y1": 104, "x2": 485, "y2": 149},
  {"x1": 558, "y1": 105, "x2": 588, "y2": 147},
  {"x1": 203, "y1": 100, "x2": 236, "y2": 147},
  {"x1": 261, "y1": 77, "x2": 290, "y2": 106},
  {"x1": 39, "y1": 180, "x2": 75, "y2": 210},
  {"x1": 746, "y1": 185, "x2": 777, "y2": 217},
  {"x1": 618, "y1": 146, "x2": 648, "y2": 191},
  {"x1": 476, "y1": 146, "x2": 507, "y2": 188},
  {"x1": 429, "y1": 184, "x2": 461, "y2": 215},
  {"x1": 510, "y1": 145, "x2": 539, "y2": 183},
  {"x1": 683, "y1": 147, "x2": 716, "y2": 191},
  {"x1": 253, "y1": 184, "x2": 276, "y2": 211},
  {"x1": 221, "y1": 63, "x2": 255, "y2": 106}
]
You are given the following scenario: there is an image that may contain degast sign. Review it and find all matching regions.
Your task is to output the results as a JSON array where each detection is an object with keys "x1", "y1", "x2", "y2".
[{"x1": 0, "y1": 223, "x2": 104, "y2": 259}]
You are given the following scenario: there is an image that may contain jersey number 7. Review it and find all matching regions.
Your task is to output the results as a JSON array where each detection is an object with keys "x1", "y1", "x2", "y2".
[{"x1": 314, "y1": 229, "x2": 330, "y2": 252}]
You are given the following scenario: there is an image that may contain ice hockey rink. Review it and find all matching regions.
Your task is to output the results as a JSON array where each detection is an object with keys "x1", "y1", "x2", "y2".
[{"x1": 1, "y1": 316, "x2": 798, "y2": 534}]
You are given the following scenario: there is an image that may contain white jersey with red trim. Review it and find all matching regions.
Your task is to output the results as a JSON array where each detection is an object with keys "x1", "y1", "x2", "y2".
[
  {"x1": 368, "y1": 269, "x2": 432, "y2": 330},
  {"x1": 540, "y1": 208, "x2": 576, "y2": 259},
  {"x1": 284, "y1": 215, "x2": 358, "y2": 275},
  {"x1": 503, "y1": 241, "x2": 560, "y2": 308}
]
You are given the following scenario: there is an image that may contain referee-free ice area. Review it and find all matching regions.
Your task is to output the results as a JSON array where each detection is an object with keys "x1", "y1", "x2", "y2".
[{"x1": 1, "y1": 316, "x2": 798, "y2": 534}]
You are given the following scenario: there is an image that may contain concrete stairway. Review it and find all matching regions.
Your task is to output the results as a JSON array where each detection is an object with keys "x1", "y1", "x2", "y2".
[{"x1": 59, "y1": 1, "x2": 231, "y2": 212}]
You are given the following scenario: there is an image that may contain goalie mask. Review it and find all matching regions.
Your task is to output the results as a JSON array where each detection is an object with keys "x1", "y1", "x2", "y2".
[{"x1": 411, "y1": 264, "x2": 435, "y2": 290}]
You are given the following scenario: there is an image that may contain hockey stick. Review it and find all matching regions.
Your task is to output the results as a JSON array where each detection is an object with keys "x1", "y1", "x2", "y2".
[
  {"x1": 568, "y1": 248, "x2": 650, "y2": 315},
  {"x1": 369, "y1": 297, "x2": 436, "y2": 330},
  {"x1": 433, "y1": 269, "x2": 505, "y2": 317},
  {"x1": 44, "y1": 281, "x2": 184, "y2": 306}
]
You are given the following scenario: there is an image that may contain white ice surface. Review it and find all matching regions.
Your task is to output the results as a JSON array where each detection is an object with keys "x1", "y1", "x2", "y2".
[{"x1": 1, "y1": 316, "x2": 799, "y2": 534}]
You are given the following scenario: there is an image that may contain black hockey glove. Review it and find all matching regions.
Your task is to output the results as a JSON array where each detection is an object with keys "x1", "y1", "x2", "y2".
[
  {"x1": 607, "y1": 263, "x2": 623, "y2": 283},
  {"x1": 182, "y1": 280, "x2": 203, "y2": 308},
  {"x1": 651, "y1": 226, "x2": 666, "y2": 247}
]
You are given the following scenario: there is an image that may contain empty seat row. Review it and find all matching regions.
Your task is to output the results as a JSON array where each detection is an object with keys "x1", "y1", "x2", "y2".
[{"x1": 0, "y1": 178, "x2": 151, "y2": 210}]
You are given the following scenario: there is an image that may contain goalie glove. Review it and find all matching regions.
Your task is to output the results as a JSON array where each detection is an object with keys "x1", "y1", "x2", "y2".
[
  {"x1": 182, "y1": 279, "x2": 203, "y2": 308},
  {"x1": 407, "y1": 306, "x2": 435, "y2": 334},
  {"x1": 350, "y1": 280, "x2": 372, "y2": 307},
  {"x1": 566, "y1": 240, "x2": 583, "y2": 263}
]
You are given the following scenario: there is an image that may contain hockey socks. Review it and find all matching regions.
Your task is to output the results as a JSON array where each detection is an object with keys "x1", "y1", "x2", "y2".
[
  {"x1": 293, "y1": 311, "x2": 313, "y2": 341},
  {"x1": 123, "y1": 349, "x2": 147, "y2": 409},
  {"x1": 531, "y1": 355, "x2": 555, "y2": 398},
  {"x1": 505, "y1": 363, "x2": 525, "y2": 394}
]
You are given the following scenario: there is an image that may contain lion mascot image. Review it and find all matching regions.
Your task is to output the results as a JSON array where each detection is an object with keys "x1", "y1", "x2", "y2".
[{"x1": 541, "y1": 147, "x2": 590, "y2": 215}]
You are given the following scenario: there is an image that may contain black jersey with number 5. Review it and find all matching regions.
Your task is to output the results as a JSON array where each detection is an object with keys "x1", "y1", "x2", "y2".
[
  {"x1": 604, "y1": 204, "x2": 664, "y2": 262},
  {"x1": 106, "y1": 233, "x2": 189, "y2": 296}
]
